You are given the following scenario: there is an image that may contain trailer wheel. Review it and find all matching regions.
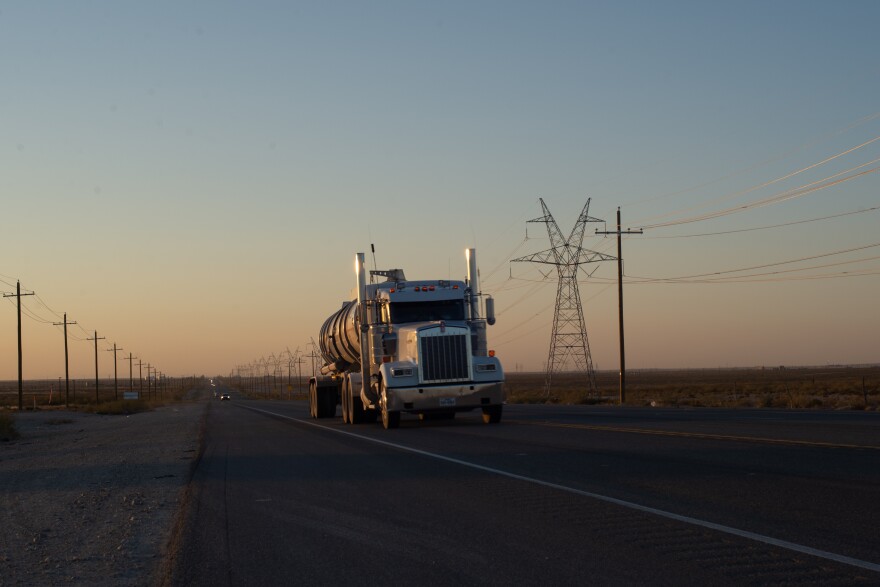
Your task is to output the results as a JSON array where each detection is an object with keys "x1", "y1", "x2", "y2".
[
  {"x1": 341, "y1": 379, "x2": 351, "y2": 424},
  {"x1": 481, "y1": 404, "x2": 502, "y2": 424},
  {"x1": 324, "y1": 387, "x2": 337, "y2": 418},
  {"x1": 380, "y1": 384, "x2": 399, "y2": 430},
  {"x1": 308, "y1": 381, "x2": 317, "y2": 418},
  {"x1": 315, "y1": 386, "x2": 336, "y2": 419}
]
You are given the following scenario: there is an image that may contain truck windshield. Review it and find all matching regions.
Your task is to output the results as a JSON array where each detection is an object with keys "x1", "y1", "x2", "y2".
[{"x1": 389, "y1": 299, "x2": 465, "y2": 323}]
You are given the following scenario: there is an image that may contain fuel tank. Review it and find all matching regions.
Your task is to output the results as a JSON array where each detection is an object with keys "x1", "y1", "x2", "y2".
[{"x1": 318, "y1": 300, "x2": 361, "y2": 370}]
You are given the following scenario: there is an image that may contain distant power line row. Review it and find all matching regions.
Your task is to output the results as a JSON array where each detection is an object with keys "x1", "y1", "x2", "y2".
[
  {"x1": 232, "y1": 346, "x2": 320, "y2": 398},
  {"x1": 1, "y1": 276, "x2": 168, "y2": 409}
]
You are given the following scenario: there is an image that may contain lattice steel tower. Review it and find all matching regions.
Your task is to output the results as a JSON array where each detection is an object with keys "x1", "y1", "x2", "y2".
[{"x1": 512, "y1": 198, "x2": 615, "y2": 396}]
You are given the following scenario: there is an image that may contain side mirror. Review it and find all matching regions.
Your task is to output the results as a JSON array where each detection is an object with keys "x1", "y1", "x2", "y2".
[{"x1": 485, "y1": 296, "x2": 496, "y2": 326}]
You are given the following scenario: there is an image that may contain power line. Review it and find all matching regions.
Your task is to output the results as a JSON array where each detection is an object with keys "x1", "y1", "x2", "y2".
[
  {"x1": 639, "y1": 160, "x2": 880, "y2": 229},
  {"x1": 624, "y1": 258, "x2": 880, "y2": 285},
  {"x1": 631, "y1": 130, "x2": 880, "y2": 228},
  {"x1": 620, "y1": 111, "x2": 880, "y2": 209},
  {"x1": 642, "y1": 206, "x2": 880, "y2": 239},
  {"x1": 626, "y1": 241, "x2": 880, "y2": 283}
]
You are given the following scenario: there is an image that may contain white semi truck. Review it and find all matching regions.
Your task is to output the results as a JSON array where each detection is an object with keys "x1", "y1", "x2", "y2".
[{"x1": 309, "y1": 249, "x2": 504, "y2": 429}]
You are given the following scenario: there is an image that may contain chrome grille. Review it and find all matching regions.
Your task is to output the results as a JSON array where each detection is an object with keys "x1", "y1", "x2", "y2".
[{"x1": 419, "y1": 331, "x2": 469, "y2": 383}]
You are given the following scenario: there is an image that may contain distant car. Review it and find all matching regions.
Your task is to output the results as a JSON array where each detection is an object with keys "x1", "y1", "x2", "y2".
[{"x1": 220, "y1": 393, "x2": 231, "y2": 401}]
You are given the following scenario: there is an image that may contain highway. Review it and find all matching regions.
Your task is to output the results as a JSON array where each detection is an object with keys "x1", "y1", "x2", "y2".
[{"x1": 170, "y1": 386, "x2": 880, "y2": 586}]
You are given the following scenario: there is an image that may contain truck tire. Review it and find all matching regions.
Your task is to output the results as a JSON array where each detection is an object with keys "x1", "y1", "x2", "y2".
[
  {"x1": 481, "y1": 404, "x2": 502, "y2": 424},
  {"x1": 309, "y1": 382, "x2": 317, "y2": 419},
  {"x1": 380, "y1": 384, "x2": 399, "y2": 429},
  {"x1": 350, "y1": 387, "x2": 365, "y2": 424},
  {"x1": 342, "y1": 378, "x2": 365, "y2": 424},
  {"x1": 382, "y1": 407, "x2": 400, "y2": 429},
  {"x1": 341, "y1": 379, "x2": 351, "y2": 424}
]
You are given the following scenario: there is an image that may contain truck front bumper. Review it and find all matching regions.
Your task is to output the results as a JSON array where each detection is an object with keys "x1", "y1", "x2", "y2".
[{"x1": 384, "y1": 381, "x2": 505, "y2": 413}]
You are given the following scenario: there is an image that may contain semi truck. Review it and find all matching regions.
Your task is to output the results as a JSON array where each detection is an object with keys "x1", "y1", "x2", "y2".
[{"x1": 309, "y1": 248, "x2": 504, "y2": 429}]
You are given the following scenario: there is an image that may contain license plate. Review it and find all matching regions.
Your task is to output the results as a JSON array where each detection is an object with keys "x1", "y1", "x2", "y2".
[{"x1": 439, "y1": 397, "x2": 456, "y2": 407}]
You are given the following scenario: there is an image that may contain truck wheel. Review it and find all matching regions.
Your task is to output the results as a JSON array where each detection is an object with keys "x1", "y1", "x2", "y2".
[
  {"x1": 380, "y1": 384, "x2": 399, "y2": 429},
  {"x1": 382, "y1": 407, "x2": 400, "y2": 429},
  {"x1": 481, "y1": 404, "x2": 502, "y2": 424}
]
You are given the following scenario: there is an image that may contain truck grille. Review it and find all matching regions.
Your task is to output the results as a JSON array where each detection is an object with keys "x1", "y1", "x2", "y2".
[{"x1": 419, "y1": 331, "x2": 469, "y2": 383}]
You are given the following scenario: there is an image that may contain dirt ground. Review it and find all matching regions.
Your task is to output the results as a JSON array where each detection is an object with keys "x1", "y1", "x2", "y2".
[{"x1": 0, "y1": 399, "x2": 206, "y2": 586}]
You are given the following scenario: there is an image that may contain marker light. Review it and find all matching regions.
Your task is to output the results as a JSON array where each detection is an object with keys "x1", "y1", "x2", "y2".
[{"x1": 489, "y1": 350, "x2": 496, "y2": 357}]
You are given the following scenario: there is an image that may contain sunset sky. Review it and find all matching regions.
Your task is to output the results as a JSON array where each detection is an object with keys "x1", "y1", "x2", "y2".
[{"x1": 2, "y1": 1, "x2": 879, "y2": 380}]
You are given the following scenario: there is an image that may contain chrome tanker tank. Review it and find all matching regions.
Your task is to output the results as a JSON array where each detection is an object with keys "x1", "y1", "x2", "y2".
[{"x1": 318, "y1": 300, "x2": 361, "y2": 372}]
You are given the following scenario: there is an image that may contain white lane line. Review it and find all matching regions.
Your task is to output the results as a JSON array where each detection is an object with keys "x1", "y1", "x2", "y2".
[{"x1": 243, "y1": 405, "x2": 880, "y2": 574}]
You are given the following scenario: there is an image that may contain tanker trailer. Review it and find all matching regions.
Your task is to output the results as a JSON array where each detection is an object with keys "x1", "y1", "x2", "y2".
[{"x1": 309, "y1": 248, "x2": 504, "y2": 429}]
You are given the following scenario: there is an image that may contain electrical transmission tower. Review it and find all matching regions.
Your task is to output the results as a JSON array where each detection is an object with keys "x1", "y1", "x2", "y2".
[{"x1": 512, "y1": 198, "x2": 616, "y2": 397}]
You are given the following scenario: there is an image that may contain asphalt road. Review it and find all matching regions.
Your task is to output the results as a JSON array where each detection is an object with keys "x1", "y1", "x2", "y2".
[{"x1": 170, "y1": 387, "x2": 880, "y2": 586}]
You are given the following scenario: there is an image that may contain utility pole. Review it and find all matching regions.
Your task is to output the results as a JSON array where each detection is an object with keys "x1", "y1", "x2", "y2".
[
  {"x1": 127, "y1": 352, "x2": 137, "y2": 397},
  {"x1": 597, "y1": 207, "x2": 643, "y2": 405},
  {"x1": 52, "y1": 313, "x2": 77, "y2": 407},
  {"x1": 86, "y1": 331, "x2": 105, "y2": 404},
  {"x1": 106, "y1": 343, "x2": 122, "y2": 400},
  {"x1": 4, "y1": 281, "x2": 35, "y2": 411},
  {"x1": 286, "y1": 350, "x2": 293, "y2": 400},
  {"x1": 295, "y1": 355, "x2": 306, "y2": 395},
  {"x1": 137, "y1": 359, "x2": 144, "y2": 395},
  {"x1": 146, "y1": 363, "x2": 152, "y2": 398}
]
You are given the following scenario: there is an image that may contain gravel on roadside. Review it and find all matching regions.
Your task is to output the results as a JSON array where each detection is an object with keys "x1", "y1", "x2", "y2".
[{"x1": 0, "y1": 399, "x2": 206, "y2": 586}]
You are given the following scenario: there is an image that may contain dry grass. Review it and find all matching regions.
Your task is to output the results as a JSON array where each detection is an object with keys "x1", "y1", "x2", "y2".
[
  {"x1": 0, "y1": 377, "x2": 203, "y2": 411},
  {"x1": 84, "y1": 399, "x2": 154, "y2": 415},
  {"x1": 505, "y1": 366, "x2": 880, "y2": 410}
]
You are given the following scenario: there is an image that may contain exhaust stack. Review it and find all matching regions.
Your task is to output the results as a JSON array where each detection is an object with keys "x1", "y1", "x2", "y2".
[{"x1": 466, "y1": 248, "x2": 480, "y2": 320}]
